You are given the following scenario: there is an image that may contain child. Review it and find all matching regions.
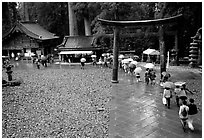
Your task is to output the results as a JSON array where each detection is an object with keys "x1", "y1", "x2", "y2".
[
  {"x1": 187, "y1": 98, "x2": 198, "y2": 131},
  {"x1": 179, "y1": 100, "x2": 189, "y2": 132},
  {"x1": 163, "y1": 87, "x2": 172, "y2": 109},
  {"x1": 144, "y1": 68, "x2": 150, "y2": 85}
]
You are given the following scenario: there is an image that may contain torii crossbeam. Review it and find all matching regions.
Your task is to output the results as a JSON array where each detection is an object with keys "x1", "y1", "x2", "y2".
[{"x1": 98, "y1": 14, "x2": 182, "y2": 83}]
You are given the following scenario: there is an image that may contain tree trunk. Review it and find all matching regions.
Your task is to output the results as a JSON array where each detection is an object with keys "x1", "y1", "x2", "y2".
[
  {"x1": 68, "y1": 2, "x2": 78, "y2": 36},
  {"x1": 159, "y1": 26, "x2": 166, "y2": 77},
  {"x1": 24, "y1": 2, "x2": 29, "y2": 21},
  {"x1": 84, "y1": 17, "x2": 91, "y2": 36},
  {"x1": 2, "y1": 2, "x2": 11, "y2": 33}
]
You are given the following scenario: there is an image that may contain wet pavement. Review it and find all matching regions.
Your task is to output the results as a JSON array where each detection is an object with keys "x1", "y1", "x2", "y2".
[
  {"x1": 109, "y1": 69, "x2": 202, "y2": 138},
  {"x1": 4, "y1": 60, "x2": 202, "y2": 138}
]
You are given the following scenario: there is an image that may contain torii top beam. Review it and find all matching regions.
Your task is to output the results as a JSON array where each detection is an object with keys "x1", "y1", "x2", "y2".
[{"x1": 98, "y1": 14, "x2": 182, "y2": 27}]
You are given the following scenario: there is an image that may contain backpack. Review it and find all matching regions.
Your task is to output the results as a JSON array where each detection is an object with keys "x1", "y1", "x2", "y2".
[
  {"x1": 188, "y1": 104, "x2": 198, "y2": 115},
  {"x1": 181, "y1": 107, "x2": 188, "y2": 117}
]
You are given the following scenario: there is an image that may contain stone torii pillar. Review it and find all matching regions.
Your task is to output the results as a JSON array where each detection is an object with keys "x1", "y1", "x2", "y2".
[{"x1": 98, "y1": 14, "x2": 182, "y2": 83}]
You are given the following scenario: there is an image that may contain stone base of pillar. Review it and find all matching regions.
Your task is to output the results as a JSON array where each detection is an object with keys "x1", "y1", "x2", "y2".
[{"x1": 111, "y1": 80, "x2": 119, "y2": 83}]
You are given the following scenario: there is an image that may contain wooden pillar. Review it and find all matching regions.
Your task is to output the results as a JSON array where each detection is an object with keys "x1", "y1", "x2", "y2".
[
  {"x1": 111, "y1": 27, "x2": 120, "y2": 83},
  {"x1": 159, "y1": 26, "x2": 166, "y2": 78}
]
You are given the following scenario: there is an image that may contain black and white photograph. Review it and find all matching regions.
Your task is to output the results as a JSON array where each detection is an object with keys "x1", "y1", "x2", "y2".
[{"x1": 2, "y1": 1, "x2": 202, "y2": 138}]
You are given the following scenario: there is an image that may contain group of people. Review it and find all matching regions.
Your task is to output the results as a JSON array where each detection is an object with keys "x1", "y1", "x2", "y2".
[
  {"x1": 34, "y1": 55, "x2": 51, "y2": 69},
  {"x1": 162, "y1": 80, "x2": 198, "y2": 132},
  {"x1": 144, "y1": 68, "x2": 156, "y2": 85}
]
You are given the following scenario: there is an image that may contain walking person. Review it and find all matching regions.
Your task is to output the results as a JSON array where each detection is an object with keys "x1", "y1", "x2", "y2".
[
  {"x1": 144, "y1": 68, "x2": 150, "y2": 85},
  {"x1": 104, "y1": 56, "x2": 108, "y2": 67},
  {"x1": 149, "y1": 69, "x2": 156, "y2": 85},
  {"x1": 163, "y1": 87, "x2": 173, "y2": 109},
  {"x1": 80, "y1": 57, "x2": 86, "y2": 69},
  {"x1": 134, "y1": 67, "x2": 142, "y2": 82},
  {"x1": 178, "y1": 86, "x2": 188, "y2": 104},
  {"x1": 174, "y1": 85, "x2": 181, "y2": 107},
  {"x1": 179, "y1": 100, "x2": 189, "y2": 132},
  {"x1": 187, "y1": 98, "x2": 198, "y2": 131},
  {"x1": 36, "y1": 58, "x2": 40, "y2": 69}
]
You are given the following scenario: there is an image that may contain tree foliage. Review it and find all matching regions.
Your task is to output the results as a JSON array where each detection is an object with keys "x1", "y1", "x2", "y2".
[
  {"x1": 3, "y1": 2, "x2": 202, "y2": 57},
  {"x1": 2, "y1": 2, "x2": 20, "y2": 34}
]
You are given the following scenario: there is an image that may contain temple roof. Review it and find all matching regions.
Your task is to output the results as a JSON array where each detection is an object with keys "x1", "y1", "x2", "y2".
[
  {"x1": 57, "y1": 35, "x2": 102, "y2": 51},
  {"x1": 3, "y1": 21, "x2": 59, "y2": 41}
]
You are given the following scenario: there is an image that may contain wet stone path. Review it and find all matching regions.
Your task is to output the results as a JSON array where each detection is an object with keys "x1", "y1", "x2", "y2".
[{"x1": 109, "y1": 71, "x2": 202, "y2": 138}]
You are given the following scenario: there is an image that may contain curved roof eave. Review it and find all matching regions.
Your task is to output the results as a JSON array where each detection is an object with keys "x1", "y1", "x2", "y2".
[{"x1": 3, "y1": 21, "x2": 59, "y2": 41}]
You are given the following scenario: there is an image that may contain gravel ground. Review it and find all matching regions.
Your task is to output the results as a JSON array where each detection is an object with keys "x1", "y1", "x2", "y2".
[
  {"x1": 2, "y1": 63, "x2": 202, "y2": 138},
  {"x1": 2, "y1": 67, "x2": 113, "y2": 138}
]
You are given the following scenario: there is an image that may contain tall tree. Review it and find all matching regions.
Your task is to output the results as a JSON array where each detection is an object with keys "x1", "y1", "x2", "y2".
[{"x1": 2, "y1": 2, "x2": 19, "y2": 34}]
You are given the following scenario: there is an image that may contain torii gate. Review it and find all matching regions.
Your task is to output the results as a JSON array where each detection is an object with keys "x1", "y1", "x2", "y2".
[{"x1": 98, "y1": 14, "x2": 182, "y2": 83}]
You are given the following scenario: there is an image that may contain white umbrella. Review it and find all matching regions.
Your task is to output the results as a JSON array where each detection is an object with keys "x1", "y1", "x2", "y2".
[
  {"x1": 174, "y1": 81, "x2": 186, "y2": 87},
  {"x1": 30, "y1": 53, "x2": 36, "y2": 56},
  {"x1": 163, "y1": 81, "x2": 175, "y2": 89},
  {"x1": 119, "y1": 54, "x2": 125, "y2": 59},
  {"x1": 130, "y1": 61, "x2": 138, "y2": 65},
  {"x1": 134, "y1": 67, "x2": 142, "y2": 74},
  {"x1": 91, "y1": 55, "x2": 96, "y2": 58},
  {"x1": 143, "y1": 49, "x2": 160, "y2": 55},
  {"x1": 122, "y1": 59, "x2": 130, "y2": 64},
  {"x1": 102, "y1": 53, "x2": 107, "y2": 56},
  {"x1": 80, "y1": 58, "x2": 86, "y2": 62},
  {"x1": 144, "y1": 63, "x2": 154, "y2": 69},
  {"x1": 126, "y1": 58, "x2": 134, "y2": 62},
  {"x1": 129, "y1": 63, "x2": 136, "y2": 68}
]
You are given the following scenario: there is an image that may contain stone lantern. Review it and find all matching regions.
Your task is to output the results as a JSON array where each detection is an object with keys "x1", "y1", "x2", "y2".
[{"x1": 5, "y1": 64, "x2": 14, "y2": 81}]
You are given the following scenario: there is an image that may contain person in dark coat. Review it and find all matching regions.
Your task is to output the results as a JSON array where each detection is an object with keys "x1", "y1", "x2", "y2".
[{"x1": 187, "y1": 98, "x2": 198, "y2": 131}]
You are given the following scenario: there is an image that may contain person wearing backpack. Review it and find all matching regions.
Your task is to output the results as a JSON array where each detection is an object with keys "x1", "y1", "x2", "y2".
[
  {"x1": 179, "y1": 100, "x2": 189, "y2": 132},
  {"x1": 187, "y1": 98, "x2": 198, "y2": 131}
]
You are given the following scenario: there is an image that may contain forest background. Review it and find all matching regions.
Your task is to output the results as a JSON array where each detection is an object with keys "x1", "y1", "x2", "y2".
[{"x1": 2, "y1": 2, "x2": 202, "y2": 58}]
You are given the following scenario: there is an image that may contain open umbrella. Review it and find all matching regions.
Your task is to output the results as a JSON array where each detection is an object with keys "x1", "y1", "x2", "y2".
[
  {"x1": 126, "y1": 58, "x2": 134, "y2": 62},
  {"x1": 163, "y1": 81, "x2": 175, "y2": 89},
  {"x1": 134, "y1": 67, "x2": 142, "y2": 74},
  {"x1": 129, "y1": 63, "x2": 136, "y2": 68},
  {"x1": 91, "y1": 55, "x2": 96, "y2": 58},
  {"x1": 144, "y1": 63, "x2": 154, "y2": 69},
  {"x1": 119, "y1": 54, "x2": 125, "y2": 59},
  {"x1": 174, "y1": 81, "x2": 186, "y2": 87},
  {"x1": 102, "y1": 53, "x2": 107, "y2": 56},
  {"x1": 80, "y1": 58, "x2": 86, "y2": 62},
  {"x1": 130, "y1": 61, "x2": 138, "y2": 66},
  {"x1": 122, "y1": 59, "x2": 130, "y2": 64}
]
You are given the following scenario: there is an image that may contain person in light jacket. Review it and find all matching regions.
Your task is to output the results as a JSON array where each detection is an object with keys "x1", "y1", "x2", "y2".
[{"x1": 163, "y1": 87, "x2": 173, "y2": 109}]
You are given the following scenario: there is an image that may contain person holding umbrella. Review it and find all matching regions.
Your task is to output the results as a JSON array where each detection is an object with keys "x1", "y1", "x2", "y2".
[
  {"x1": 91, "y1": 55, "x2": 97, "y2": 66},
  {"x1": 128, "y1": 62, "x2": 136, "y2": 75},
  {"x1": 80, "y1": 56, "x2": 86, "y2": 69},
  {"x1": 134, "y1": 67, "x2": 142, "y2": 82},
  {"x1": 162, "y1": 81, "x2": 174, "y2": 109},
  {"x1": 174, "y1": 82, "x2": 188, "y2": 106}
]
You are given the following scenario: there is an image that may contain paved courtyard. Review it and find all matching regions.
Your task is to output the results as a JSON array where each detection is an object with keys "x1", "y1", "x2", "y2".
[{"x1": 2, "y1": 61, "x2": 202, "y2": 138}]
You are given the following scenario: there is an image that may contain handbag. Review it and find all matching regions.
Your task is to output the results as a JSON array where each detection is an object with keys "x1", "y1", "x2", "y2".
[{"x1": 162, "y1": 97, "x2": 167, "y2": 105}]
